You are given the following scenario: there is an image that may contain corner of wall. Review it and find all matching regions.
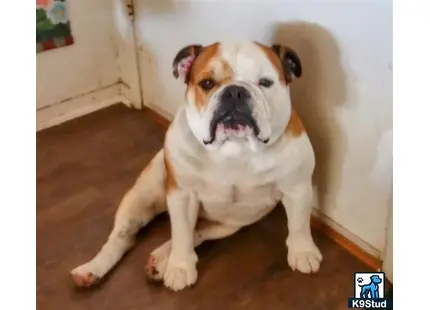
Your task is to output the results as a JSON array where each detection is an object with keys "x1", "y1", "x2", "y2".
[{"x1": 114, "y1": 0, "x2": 143, "y2": 110}]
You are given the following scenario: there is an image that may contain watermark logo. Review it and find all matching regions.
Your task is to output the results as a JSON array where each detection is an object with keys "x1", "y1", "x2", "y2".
[{"x1": 348, "y1": 272, "x2": 391, "y2": 309}]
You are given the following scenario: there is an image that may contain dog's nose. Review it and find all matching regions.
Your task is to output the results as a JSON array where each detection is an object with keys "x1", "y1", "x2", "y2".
[{"x1": 222, "y1": 85, "x2": 251, "y2": 102}]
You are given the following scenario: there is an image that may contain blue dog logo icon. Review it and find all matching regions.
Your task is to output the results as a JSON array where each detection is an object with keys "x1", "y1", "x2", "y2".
[
  {"x1": 349, "y1": 272, "x2": 389, "y2": 308},
  {"x1": 358, "y1": 274, "x2": 382, "y2": 299}
]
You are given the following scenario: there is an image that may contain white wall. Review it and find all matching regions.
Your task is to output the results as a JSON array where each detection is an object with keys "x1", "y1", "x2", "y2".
[
  {"x1": 134, "y1": 0, "x2": 393, "y2": 256},
  {"x1": 36, "y1": 0, "x2": 119, "y2": 110}
]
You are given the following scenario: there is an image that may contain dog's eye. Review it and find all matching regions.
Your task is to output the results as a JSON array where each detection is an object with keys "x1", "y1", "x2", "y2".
[
  {"x1": 199, "y1": 79, "x2": 215, "y2": 90},
  {"x1": 258, "y1": 78, "x2": 274, "y2": 88}
]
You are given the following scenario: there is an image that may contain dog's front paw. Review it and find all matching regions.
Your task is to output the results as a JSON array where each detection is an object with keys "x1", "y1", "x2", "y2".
[
  {"x1": 286, "y1": 235, "x2": 323, "y2": 274},
  {"x1": 163, "y1": 253, "x2": 198, "y2": 291}
]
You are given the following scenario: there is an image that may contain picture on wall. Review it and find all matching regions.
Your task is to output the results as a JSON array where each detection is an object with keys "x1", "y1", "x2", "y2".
[{"x1": 36, "y1": 0, "x2": 74, "y2": 53}]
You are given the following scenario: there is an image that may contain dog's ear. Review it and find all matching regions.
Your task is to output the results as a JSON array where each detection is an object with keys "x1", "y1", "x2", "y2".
[
  {"x1": 271, "y1": 44, "x2": 302, "y2": 80},
  {"x1": 172, "y1": 44, "x2": 203, "y2": 83}
]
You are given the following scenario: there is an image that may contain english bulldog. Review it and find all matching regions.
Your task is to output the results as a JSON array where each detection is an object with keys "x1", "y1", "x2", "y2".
[{"x1": 71, "y1": 41, "x2": 322, "y2": 291}]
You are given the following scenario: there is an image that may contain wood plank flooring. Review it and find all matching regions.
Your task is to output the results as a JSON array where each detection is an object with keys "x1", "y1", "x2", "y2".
[{"x1": 36, "y1": 104, "x2": 371, "y2": 310}]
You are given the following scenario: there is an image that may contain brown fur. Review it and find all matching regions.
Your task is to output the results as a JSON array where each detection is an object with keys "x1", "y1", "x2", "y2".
[
  {"x1": 187, "y1": 43, "x2": 234, "y2": 110},
  {"x1": 255, "y1": 43, "x2": 288, "y2": 85},
  {"x1": 286, "y1": 109, "x2": 305, "y2": 137},
  {"x1": 163, "y1": 148, "x2": 177, "y2": 193}
]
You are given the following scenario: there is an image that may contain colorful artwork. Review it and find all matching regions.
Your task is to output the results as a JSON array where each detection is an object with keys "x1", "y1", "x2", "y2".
[{"x1": 36, "y1": 0, "x2": 74, "y2": 53}]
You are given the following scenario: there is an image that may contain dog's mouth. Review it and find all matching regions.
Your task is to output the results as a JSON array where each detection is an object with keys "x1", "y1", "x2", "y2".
[{"x1": 203, "y1": 111, "x2": 269, "y2": 145}]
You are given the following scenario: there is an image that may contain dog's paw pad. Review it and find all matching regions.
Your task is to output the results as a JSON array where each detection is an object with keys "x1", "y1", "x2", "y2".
[
  {"x1": 71, "y1": 272, "x2": 99, "y2": 287},
  {"x1": 163, "y1": 262, "x2": 197, "y2": 291},
  {"x1": 145, "y1": 254, "x2": 167, "y2": 282}
]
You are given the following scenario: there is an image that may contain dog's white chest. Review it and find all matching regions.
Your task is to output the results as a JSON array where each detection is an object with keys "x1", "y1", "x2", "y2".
[
  {"x1": 190, "y1": 163, "x2": 282, "y2": 226},
  {"x1": 199, "y1": 187, "x2": 281, "y2": 226}
]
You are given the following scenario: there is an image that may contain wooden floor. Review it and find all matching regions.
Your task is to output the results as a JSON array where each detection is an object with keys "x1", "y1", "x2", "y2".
[{"x1": 37, "y1": 104, "x2": 371, "y2": 310}]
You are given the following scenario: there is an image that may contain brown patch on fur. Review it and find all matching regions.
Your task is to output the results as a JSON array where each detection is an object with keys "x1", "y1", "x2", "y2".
[
  {"x1": 255, "y1": 42, "x2": 288, "y2": 85},
  {"x1": 163, "y1": 148, "x2": 177, "y2": 194},
  {"x1": 286, "y1": 109, "x2": 305, "y2": 137},
  {"x1": 187, "y1": 43, "x2": 233, "y2": 110},
  {"x1": 220, "y1": 60, "x2": 234, "y2": 81},
  {"x1": 188, "y1": 43, "x2": 220, "y2": 83}
]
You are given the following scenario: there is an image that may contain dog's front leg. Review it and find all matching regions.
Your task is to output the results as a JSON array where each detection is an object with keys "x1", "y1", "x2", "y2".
[
  {"x1": 278, "y1": 181, "x2": 322, "y2": 274},
  {"x1": 373, "y1": 288, "x2": 379, "y2": 299},
  {"x1": 163, "y1": 188, "x2": 200, "y2": 291}
]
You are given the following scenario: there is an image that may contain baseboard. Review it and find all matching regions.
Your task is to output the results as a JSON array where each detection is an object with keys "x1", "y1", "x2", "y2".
[
  {"x1": 37, "y1": 83, "x2": 125, "y2": 131},
  {"x1": 311, "y1": 210, "x2": 382, "y2": 270},
  {"x1": 120, "y1": 83, "x2": 143, "y2": 110},
  {"x1": 146, "y1": 107, "x2": 383, "y2": 271},
  {"x1": 382, "y1": 206, "x2": 393, "y2": 282},
  {"x1": 119, "y1": 83, "x2": 133, "y2": 108}
]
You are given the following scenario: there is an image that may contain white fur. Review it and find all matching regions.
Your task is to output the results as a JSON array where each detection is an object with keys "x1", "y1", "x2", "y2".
[{"x1": 71, "y1": 41, "x2": 322, "y2": 291}]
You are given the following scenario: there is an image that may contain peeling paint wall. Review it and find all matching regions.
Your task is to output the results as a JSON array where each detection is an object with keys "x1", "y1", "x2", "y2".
[{"x1": 37, "y1": 0, "x2": 119, "y2": 110}]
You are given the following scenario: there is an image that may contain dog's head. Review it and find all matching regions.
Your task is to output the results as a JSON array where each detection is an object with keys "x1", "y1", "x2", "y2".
[
  {"x1": 172, "y1": 41, "x2": 301, "y2": 155},
  {"x1": 370, "y1": 275, "x2": 382, "y2": 284}
]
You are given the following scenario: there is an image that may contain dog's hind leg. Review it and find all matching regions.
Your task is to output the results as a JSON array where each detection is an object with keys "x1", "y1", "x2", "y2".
[
  {"x1": 360, "y1": 288, "x2": 367, "y2": 298},
  {"x1": 71, "y1": 149, "x2": 167, "y2": 287}
]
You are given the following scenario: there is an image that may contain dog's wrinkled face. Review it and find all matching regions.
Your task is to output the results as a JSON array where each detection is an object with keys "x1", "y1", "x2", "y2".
[{"x1": 172, "y1": 41, "x2": 301, "y2": 155}]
